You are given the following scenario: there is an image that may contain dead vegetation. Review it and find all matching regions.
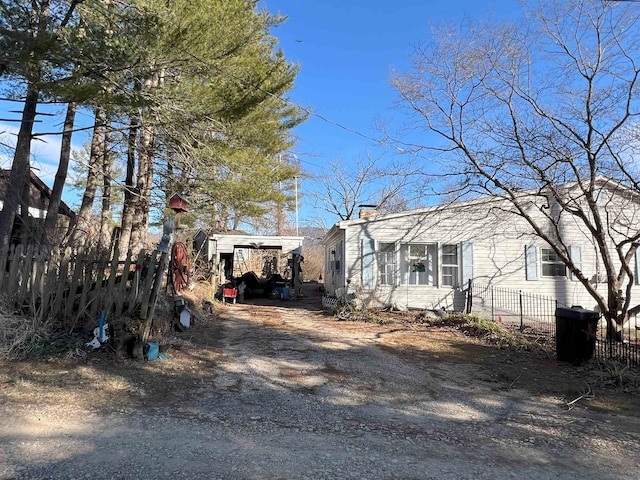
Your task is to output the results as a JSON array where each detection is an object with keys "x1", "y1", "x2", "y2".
[
  {"x1": 334, "y1": 304, "x2": 550, "y2": 351},
  {"x1": 331, "y1": 303, "x2": 640, "y2": 403},
  {"x1": 0, "y1": 296, "x2": 55, "y2": 360}
]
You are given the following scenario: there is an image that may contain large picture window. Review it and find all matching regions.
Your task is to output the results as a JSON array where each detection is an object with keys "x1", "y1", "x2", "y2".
[
  {"x1": 377, "y1": 243, "x2": 395, "y2": 285},
  {"x1": 541, "y1": 248, "x2": 566, "y2": 277}
]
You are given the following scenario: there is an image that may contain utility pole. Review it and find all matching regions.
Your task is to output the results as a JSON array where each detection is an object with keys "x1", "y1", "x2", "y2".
[{"x1": 295, "y1": 175, "x2": 299, "y2": 236}]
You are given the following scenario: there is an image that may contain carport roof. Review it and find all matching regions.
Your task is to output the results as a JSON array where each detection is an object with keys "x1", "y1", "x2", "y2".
[{"x1": 202, "y1": 232, "x2": 303, "y2": 255}]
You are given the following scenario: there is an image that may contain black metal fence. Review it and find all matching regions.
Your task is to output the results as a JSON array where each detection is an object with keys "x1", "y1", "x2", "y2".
[
  {"x1": 468, "y1": 283, "x2": 559, "y2": 334},
  {"x1": 468, "y1": 282, "x2": 640, "y2": 366},
  {"x1": 595, "y1": 318, "x2": 640, "y2": 367}
]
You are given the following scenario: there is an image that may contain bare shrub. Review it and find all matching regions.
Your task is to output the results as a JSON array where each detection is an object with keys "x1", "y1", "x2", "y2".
[{"x1": 0, "y1": 297, "x2": 48, "y2": 360}]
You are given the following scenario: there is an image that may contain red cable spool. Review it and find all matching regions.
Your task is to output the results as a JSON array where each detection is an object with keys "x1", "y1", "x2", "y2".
[{"x1": 170, "y1": 242, "x2": 190, "y2": 293}]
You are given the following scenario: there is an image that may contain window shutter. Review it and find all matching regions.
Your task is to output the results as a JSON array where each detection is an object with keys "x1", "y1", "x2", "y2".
[
  {"x1": 525, "y1": 245, "x2": 539, "y2": 281},
  {"x1": 635, "y1": 248, "x2": 640, "y2": 285},
  {"x1": 461, "y1": 241, "x2": 474, "y2": 288},
  {"x1": 431, "y1": 243, "x2": 439, "y2": 287},
  {"x1": 569, "y1": 245, "x2": 582, "y2": 281},
  {"x1": 361, "y1": 238, "x2": 376, "y2": 289}
]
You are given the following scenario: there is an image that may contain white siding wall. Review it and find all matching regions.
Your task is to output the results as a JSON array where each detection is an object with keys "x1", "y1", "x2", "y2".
[
  {"x1": 323, "y1": 228, "x2": 346, "y2": 296},
  {"x1": 337, "y1": 194, "x2": 640, "y2": 312}
]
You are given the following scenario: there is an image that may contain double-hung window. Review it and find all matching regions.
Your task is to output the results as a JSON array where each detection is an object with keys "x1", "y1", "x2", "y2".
[
  {"x1": 377, "y1": 243, "x2": 395, "y2": 285},
  {"x1": 541, "y1": 248, "x2": 566, "y2": 277},
  {"x1": 441, "y1": 244, "x2": 459, "y2": 287}
]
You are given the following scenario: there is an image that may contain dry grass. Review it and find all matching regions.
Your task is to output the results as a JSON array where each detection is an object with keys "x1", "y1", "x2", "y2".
[{"x1": 0, "y1": 296, "x2": 49, "y2": 360}]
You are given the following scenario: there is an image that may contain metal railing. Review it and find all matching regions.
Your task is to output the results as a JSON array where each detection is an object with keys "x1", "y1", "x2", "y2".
[
  {"x1": 468, "y1": 283, "x2": 559, "y2": 335},
  {"x1": 469, "y1": 282, "x2": 640, "y2": 366},
  {"x1": 595, "y1": 317, "x2": 640, "y2": 367}
]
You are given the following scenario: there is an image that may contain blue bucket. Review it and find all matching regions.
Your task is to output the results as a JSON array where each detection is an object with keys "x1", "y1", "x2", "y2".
[{"x1": 145, "y1": 342, "x2": 159, "y2": 360}]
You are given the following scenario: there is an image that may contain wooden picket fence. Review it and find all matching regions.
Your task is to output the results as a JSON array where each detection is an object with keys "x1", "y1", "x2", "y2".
[{"x1": 0, "y1": 243, "x2": 168, "y2": 341}]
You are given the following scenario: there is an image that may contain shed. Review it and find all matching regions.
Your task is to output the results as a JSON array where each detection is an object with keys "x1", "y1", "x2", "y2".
[{"x1": 193, "y1": 230, "x2": 304, "y2": 280}]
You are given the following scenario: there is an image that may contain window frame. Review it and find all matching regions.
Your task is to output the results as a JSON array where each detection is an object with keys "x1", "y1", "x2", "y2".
[
  {"x1": 441, "y1": 243, "x2": 460, "y2": 287},
  {"x1": 377, "y1": 242, "x2": 396, "y2": 286},
  {"x1": 400, "y1": 243, "x2": 437, "y2": 286},
  {"x1": 540, "y1": 248, "x2": 566, "y2": 277}
]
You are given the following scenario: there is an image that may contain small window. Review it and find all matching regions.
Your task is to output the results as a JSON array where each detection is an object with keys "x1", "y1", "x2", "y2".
[
  {"x1": 378, "y1": 243, "x2": 395, "y2": 285},
  {"x1": 541, "y1": 248, "x2": 566, "y2": 277},
  {"x1": 441, "y1": 244, "x2": 459, "y2": 287}
]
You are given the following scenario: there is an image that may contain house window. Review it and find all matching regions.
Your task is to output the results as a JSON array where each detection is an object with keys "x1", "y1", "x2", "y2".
[
  {"x1": 441, "y1": 244, "x2": 459, "y2": 287},
  {"x1": 377, "y1": 243, "x2": 395, "y2": 285},
  {"x1": 541, "y1": 248, "x2": 566, "y2": 277},
  {"x1": 402, "y1": 244, "x2": 436, "y2": 285}
]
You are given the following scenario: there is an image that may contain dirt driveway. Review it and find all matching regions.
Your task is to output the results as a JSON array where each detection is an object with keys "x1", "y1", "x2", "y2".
[{"x1": 1, "y1": 290, "x2": 640, "y2": 479}]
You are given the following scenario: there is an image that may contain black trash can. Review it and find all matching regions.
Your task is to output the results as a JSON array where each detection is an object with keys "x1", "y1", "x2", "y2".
[{"x1": 555, "y1": 306, "x2": 599, "y2": 364}]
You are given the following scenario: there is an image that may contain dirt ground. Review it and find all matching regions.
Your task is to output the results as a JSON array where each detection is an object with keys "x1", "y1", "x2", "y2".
[{"x1": 1, "y1": 283, "x2": 640, "y2": 479}]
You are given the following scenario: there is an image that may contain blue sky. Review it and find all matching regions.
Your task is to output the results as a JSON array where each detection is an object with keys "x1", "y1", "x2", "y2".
[
  {"x1": 264, "y1": 0, "x2": 524, "y2": 225},
  {"x1": 1, "y1": 1, "x2": 522, "y2": 227}
]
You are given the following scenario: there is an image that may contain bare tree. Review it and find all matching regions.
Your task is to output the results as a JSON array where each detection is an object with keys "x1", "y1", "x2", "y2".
[
  {"x1": 313, "y1": 153, "x2": 424, "y2": 221},
  {"x1": 392, "y1": 0, "x2": 640, "y2": 337}
]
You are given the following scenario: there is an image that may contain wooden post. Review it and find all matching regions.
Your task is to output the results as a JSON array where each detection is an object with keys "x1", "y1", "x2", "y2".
[
  {"x1": 65, "y1": 251, "x2": 85, "y2": 329},
  {"x1": 138, "y1": 251, "x2": 159, "y2": 323},
  {"x1": 7, "y1": 244, "x2": 22, "y2": 298},
  {"x1": 0, "y1": 241, "x2": 9, "y2": 293},
  {"x1": 17, "y1": 244, "x2": 35, "y2": 301},
  {"x1": 125, "y1": 250, "x2": 146, "y2": 314},
  {"x1": 51, "y1": 248, "x2": 70, "y2": 323},
  {"x1": 140, "y1": 251, "x2": 168, "y2": 343},
  {"x1": 115, "y1": 250, "x2": 133, "y2": 317}
]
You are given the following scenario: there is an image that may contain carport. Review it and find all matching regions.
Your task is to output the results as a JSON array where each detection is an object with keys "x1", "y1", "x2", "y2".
[{"x1": 193, "y1": 231, "x2": 304, "y2": 297}]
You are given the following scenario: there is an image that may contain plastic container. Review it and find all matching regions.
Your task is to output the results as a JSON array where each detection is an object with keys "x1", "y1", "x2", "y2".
[
  {"x1": 144, "y1": 342, "x2": 159, "y2": 360},
  {"x1": 555, "y1": 306, "x2": 599, "y2": 364}
]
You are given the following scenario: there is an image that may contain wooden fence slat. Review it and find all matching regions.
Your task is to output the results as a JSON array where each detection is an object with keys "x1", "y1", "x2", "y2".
[
  {"x1": 51, "y1": 248, "x2": 71, "y2": 323},
  {"x1": 65, "y1": 252, "x2": 86, "y2": 328},
  {"x1": 75, "y1": 255, "x2": 94, "y2": 326},
  {"x1": 100, "y1": 247, "x2": 120, "y2": 318},
  {"x1": 125, "y1": 250, "x2": 146, "y2": 315},
  {"x1": 17, "y1": 244, "x2": 35, "y2": 302},
  {"x1": 141, "y1": 251, "x2": 168, "y2": 343},
  {"x1": 7, "y1": 244, "x2": 23, "y2": 298},
  {"x1": 30, "y1": 249, "x2": 47, "y2": 319},
  {"x1": 115, "y1": 250, "x2": 133, "y2": 317},
  {"x1": 90, "y1": 257, "x2": 108, "y2": 319},
  {"x1": 107, "y1": 246, "x2": 119, "y2": 290},
  {"x1": 0, "y1": 241, "x2": 10, "y2": 293},
  {"x1": 138, "y1": 251, "x2": 159, "y2": 323},
  {"x1": 41, "y1": 251, "x2": 59, "y2": 322}
]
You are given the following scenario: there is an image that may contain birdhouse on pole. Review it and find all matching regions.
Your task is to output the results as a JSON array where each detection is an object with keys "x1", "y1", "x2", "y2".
[
  {"x1": 168, "y1": 193, "x2": 189, "y2": 233},
  {"x1": 169, "y1": 193, "x2": 189, "y2": 213}
]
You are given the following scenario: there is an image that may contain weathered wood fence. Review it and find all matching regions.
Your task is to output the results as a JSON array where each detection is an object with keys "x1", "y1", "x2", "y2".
[{"x1": 0, "y1": 244, "x2": 168, "y2": 340}]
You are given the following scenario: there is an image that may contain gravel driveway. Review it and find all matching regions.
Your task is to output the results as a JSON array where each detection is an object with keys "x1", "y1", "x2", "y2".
[{"x1": 1, "y1": 295, "x2": 640, "y2": 479}]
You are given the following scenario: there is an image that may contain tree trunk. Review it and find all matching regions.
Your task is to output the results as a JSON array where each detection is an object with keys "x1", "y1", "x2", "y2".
[
  {"x1": 0, "y1": 83, "x2": 39, "y2": 248},
  {"x1": 69, "y1": 108, "x2": 105, "y2": 249},
  {"x1": 97, "y1": 119, "x2": 113, "y2": 254},
  {"x1": 129, "y1": 120, "x2": 155, "y2": 251},
  {"x1": 117, "y1": 115, "x2": 139, "y2": 255},
  {"x1": 129, "y1": 74, "x2": 158, "y2": 251},
  {"x1": 45, "y1": 101, "x2": 76, "y2": 244}
]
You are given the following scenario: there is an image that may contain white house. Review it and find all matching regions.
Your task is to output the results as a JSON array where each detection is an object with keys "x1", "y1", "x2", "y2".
[{"x1": 322, "y1": 179, "x2": 640, "y2": 314}]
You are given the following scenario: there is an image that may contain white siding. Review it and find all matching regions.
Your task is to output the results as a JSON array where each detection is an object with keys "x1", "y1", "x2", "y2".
[{"x1": 328, "y1": 189, "x2": 640, "y2": 312}]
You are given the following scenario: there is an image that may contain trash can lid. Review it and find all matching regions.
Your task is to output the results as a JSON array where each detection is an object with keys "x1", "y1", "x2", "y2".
[{"x1": 555, "y1": 306, "x2": 599, "y2": 320}]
